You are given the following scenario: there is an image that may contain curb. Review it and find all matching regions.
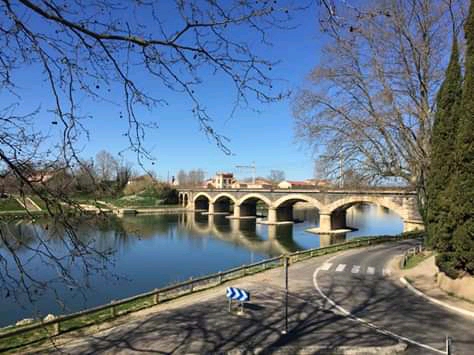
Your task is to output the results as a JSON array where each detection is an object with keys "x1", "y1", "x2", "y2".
[
  {"x1": 400, "y1": 277, "x2": 474, "y2": 318},
  {"x1": 227, "y1": 343, "x2": 408, "y2": 355}
]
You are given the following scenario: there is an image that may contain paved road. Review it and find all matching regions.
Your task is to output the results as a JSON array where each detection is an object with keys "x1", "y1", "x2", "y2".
[
  {"x1": 38, "y1": 240, "x2": 474, "y2": 354},
  {"x1": 315, "y1": 241, "x2": 474, "y2": 354}
]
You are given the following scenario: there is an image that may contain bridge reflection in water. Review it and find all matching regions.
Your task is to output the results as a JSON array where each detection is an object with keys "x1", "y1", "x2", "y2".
[
  {"x1": 174, "y1": 204, "x2": 393, "y2": 255},
  {"x1": 176, "y1": 212, "x2": 301, "y2": 255}
]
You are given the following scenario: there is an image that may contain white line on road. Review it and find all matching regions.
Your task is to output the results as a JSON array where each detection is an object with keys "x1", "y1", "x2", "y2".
[
  {"x1": 335, "y1": 264, "x2": 346, "y2": 272},
  {"x1": 367, "y1": 267, "x2": 375, "y2": 275},
  {"x1": 321, "y1": 263, "x2": 332, "y2": 271},
  {"x1": 313, "y1": 254, "x2": 445, "y2": 354},
  {"x1": 351, "y1": 265, "x2": 360, "y2": 274}
]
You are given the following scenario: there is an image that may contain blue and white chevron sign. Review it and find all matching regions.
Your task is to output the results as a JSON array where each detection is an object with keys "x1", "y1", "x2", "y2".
[{"x1": 226, "y1": 287, "x2": 250, "y2": 302}]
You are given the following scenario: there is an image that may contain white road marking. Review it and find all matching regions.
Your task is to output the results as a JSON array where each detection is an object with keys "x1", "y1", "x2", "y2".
[
  {"x1": 351, "y1": 265, "x2": 360, "y2": 274},
  {"x1": 313, "y1": 254, "x2": 445, "y2": 354},
  {"x1": 335, "y1": 264, "x2": 346, "y2": 272},
  {"x1": 320, "y1": 263, "x2": 332, "y2": 271},
  {"x1": 367, "y1": 266, "x2": 375, "y2": 275}
]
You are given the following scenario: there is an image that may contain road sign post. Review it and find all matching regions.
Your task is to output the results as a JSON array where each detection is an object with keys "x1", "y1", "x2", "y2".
[
  {"x1": 282, "y1": 255, "x2": 289, "y2": 334},
  {"x1": 226, "y1": 287, "x2": 250, "y2": 314},
  {"x1": 446, "y1": 335, "x2": 452, "y2": 355}
]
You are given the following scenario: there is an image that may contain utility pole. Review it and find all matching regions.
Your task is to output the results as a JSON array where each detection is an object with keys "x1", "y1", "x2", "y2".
[
  {"x1": 339, "y1": 152, "x2": 344, "y2": 188},
  {"x1": 235, "y1": 162, "x2": 256, "y2": 184}
]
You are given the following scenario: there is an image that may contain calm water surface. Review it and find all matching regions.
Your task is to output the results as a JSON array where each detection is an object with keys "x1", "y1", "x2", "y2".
[{"x1": 0, "y1": 204, "x2": 402, "y2": 326}]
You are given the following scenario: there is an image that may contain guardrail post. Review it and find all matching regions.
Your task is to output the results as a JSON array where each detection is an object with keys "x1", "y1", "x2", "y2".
[
  {"x1": 110, "y1": 300, "x2": 116, "y2": 318},
  {"x1": 400, "y1": 253, "x2": 407, "y2": 269},
  {"x1": 446, "y1": 335, "x2": 452, "y2": 355},
  {"x1": 53, "y1": 321, "x2": 60, "y2": 336},
  {"x1": 153, "y1": 289, "x2": 160, "y2": 305}
]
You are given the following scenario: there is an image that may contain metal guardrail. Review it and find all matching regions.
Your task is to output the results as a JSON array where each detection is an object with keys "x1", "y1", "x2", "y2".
[
  {"x1": 400, "y1": 242, "x2": 424, "y2": 269},
  {"x1": 0, "y1": 234, "x2": 408, "y2": 351}
]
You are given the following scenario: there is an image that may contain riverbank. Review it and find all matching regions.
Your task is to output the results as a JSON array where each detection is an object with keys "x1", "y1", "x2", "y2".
[{"x1": 0, "y1": 199, "x2": 186, "y2": 219}]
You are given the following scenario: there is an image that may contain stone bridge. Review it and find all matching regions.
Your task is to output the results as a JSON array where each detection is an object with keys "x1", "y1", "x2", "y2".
[{"x1": 178, "y1": 188, "x2": 424, "y2": 233}]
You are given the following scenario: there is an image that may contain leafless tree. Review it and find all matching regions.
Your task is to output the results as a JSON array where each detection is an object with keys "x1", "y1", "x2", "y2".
[
  {"x1": 188, "y1": 169, "x2": 206, "y2": 187},
  {"x1": 95, "y1": 150, "x2": 118, "y2": 182},
  {"x1": 177, "y1": 169, "x2": 188, "y2": 187},
  {"x1": 293, "y1": 0, "x2": 467, "y2": 215},
  {"x1": 176, "y1": 169, "x2": 205, "y2": 187},
  {"x1": 0, "y1": 0, "x2": 309, "y2": 317},
  {"x1": 115, "y1": 160, "x2": 133, "y2": 191},
  {"x1": 268, "y1": 169, "x2": 285, "y2": 185}
]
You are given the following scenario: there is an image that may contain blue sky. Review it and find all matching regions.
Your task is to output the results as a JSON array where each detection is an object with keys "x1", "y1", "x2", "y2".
[{"x1": 4, "y1": 2, "x2": 325, "y2": 181}]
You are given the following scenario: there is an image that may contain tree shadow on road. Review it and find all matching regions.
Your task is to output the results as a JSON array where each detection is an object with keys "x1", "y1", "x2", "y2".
[{"x1": 49, "y1": 241, "x2": 474, "y2": 354}]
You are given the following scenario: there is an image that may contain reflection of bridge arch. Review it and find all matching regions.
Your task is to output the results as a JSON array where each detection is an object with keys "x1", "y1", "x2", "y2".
[
  {"x1": 181, "y1": 213, "x2": 293, "y2": 255},
  {"x1": 272, "y1": 194, "x2": 323, "y2": 211}
]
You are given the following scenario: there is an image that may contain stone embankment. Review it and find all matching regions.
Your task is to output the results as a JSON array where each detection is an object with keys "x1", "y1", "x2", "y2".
[{"x1": 113, "y1": 207, "x2": 188, "y2": 216}]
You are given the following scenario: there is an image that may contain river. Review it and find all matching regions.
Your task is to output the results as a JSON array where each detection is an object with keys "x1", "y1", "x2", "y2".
[{"x1": 0, "y1": 204, "x2": 402, "y2": 327}]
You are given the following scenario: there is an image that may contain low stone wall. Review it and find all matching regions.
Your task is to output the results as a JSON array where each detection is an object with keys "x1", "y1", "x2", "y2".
[{"x1": 437, "y1": 271, "x2": 474, "y2": 302}]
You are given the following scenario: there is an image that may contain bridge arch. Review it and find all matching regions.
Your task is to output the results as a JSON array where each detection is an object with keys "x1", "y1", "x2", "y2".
[
  {"x1": 212, "y1": 193, "x2": 238, "y2": 204},
  {"x1": 193, "y1": 192, "x2": 212, "y2": 211},
  {"x1": 272, "y1": 194, "x2": 324, "y2": 211},
  {"x1": 193, "y1": 192, "x2": 212, "y2": 203},
  {"x1": 325, "y1": 196, "x2": 408, "y2": 221},
  {"x1": 237, "y1": 193, "x2": 272, "y2": 207}
]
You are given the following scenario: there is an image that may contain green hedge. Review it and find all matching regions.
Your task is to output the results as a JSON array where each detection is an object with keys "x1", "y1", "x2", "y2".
[{"x1": 436, "y1": 252, "x2": 461, "y2": 279}]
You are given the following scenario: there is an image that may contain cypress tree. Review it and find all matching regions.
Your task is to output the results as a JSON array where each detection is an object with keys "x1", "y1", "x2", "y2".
[
  {"x1": 426, "y1": 36, "x2": 462, "y2": 250},
  {"x1": 450, "y1": 0, "x2": 474, "y2": 275}
]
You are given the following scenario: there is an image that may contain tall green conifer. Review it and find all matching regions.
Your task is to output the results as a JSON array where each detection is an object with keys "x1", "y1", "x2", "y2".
[
  {"x1": 426, "y1": 36, "x2": 462, "y2": 250},
  {"x1": 450, "y1": 0, "x2": 474, "y2": 274}
]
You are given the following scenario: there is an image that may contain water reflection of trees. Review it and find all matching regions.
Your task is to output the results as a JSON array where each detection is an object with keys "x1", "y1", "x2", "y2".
[{"x1": 0, "y1": 215, "x2": 119, "y2": 308}]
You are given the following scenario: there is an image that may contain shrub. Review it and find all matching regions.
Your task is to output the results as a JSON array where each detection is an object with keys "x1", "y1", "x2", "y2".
[{"x1": 436, "y1": 252, "x2": 461, "y2": 279}]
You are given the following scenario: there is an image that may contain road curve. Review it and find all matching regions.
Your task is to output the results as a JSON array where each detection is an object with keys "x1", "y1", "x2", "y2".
[{"x1": 314, "y1": 240, "x2": 474, "y2": 354}]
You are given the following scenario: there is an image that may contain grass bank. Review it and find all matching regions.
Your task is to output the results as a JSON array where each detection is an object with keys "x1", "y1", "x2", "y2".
[{"x1": 402, "y1": 251, "x2": 433, "y2": 269}]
